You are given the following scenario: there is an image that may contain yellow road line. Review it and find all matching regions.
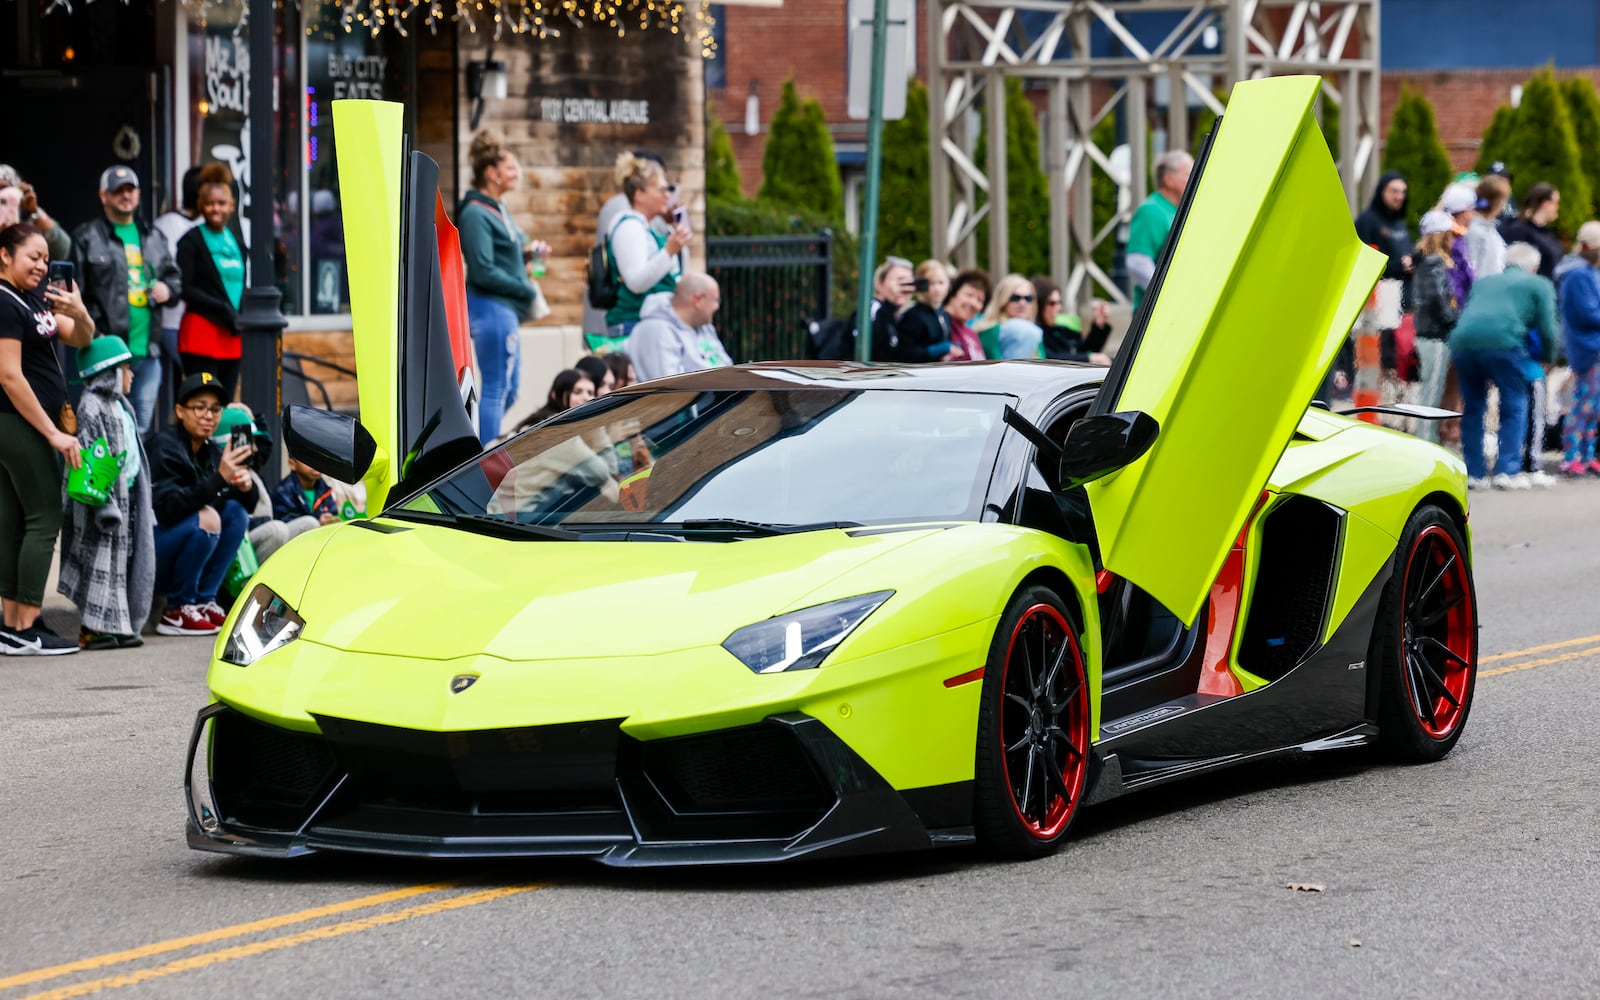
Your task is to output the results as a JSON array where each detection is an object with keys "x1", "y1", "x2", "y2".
[
  {"x1": 0, "y1": 883, "x2": 455, "y2": 991},
  {"x1": 1480, "y1": 633, "x2": 1600, "y2": 664},
  {"x1": 18, "y1": 885, "x2": 543, "y2": 1000},
  {"x1": 1480, "y1": 644, "x2": 1600, "y2": 679}
]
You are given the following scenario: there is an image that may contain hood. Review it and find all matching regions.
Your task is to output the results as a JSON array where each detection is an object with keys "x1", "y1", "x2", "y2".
[
  {"x1": 1554, "y1": 252, "x2": 1587, "y2": 286},
  {"x1": 1366, "y1": 170, "x2": 1409, "y2": 220},
  {"x1": 291, "y1": 519, "x2": 934, "y2": 661}
]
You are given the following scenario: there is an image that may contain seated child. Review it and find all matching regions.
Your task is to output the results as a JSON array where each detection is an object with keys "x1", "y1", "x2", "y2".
[
  {"x1": 273, "y1": 456, "x2": 343, "y2": 528},
  {"x1": 57, "y1": 337, "x2": 156, "y2": 649}
]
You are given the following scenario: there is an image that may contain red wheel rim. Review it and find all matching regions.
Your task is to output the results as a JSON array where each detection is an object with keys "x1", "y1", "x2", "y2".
[
  {"x1": 998, "y1": 604, "x2": 1090, "y2": 840},
  {"x1": 1399, "y1": 524, "x2": 1475, "y2": 739}
]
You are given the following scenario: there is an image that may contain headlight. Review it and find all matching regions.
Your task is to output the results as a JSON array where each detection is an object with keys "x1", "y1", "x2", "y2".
[
  {"x1": 221, "y1": 584, "x2": 305, "y2": 666},
  {"x1": 722, "y1": 591, "x2": 893, "y2": 674}
]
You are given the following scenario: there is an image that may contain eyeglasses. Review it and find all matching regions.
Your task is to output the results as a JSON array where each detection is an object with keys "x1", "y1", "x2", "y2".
[
  {"x1": 1009, "y1": 294, "x2": 1035, "y2": 304},
  {"x1": 1046, "y1": 297, "x2": 1062, "y2": 306},
  {"x1": 183, "y1": 403, "x2": 224, "y2": 416}
]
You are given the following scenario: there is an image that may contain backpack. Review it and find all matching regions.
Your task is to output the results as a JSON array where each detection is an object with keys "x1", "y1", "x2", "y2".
[
  {"x1": 806, "y1": 315, "x2": 857, "y2": 361},
  {"x1": 586, "y1": 242, "x2": 618, "y2": 311}
]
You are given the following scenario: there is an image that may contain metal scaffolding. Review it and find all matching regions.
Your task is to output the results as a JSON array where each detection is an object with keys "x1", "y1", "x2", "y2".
[{"x1": 928, "y1": 0, "x2": 1380, "y2": 304}]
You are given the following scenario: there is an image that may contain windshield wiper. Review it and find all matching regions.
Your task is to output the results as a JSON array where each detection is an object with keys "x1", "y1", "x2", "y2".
[
  {"x1": 677, "y1": 518, "x2": 864, "y2": 536},
  {"x1": 388, "y1": 508, "x2": 578, "y2": 541}
]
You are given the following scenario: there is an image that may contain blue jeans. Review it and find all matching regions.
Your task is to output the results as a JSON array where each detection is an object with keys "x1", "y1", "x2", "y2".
[
  {"x1": 128, "y1": 353, "x2": 163, "y2": 435},
  {"x1": 154, "y1": 502, "x2": 249, "y2": 605},
  {"x1": 468, "y1": 293, "x2": 521, "y2": 446},
  {"x1": 1452, "y1": 348, "x2": 1531, "y2": 479}
]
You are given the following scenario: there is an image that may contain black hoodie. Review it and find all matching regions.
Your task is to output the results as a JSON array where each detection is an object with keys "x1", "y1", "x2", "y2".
[{"x1": 1355, "y1": 170, "x2": 1415, "y2": 282}]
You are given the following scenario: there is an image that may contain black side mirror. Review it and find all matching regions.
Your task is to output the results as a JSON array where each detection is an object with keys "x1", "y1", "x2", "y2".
[
  {"x1": 282, "y1": 405, "x2": 377, "y2": 484},
  {"x1": 1058, "y1": 411, "x2": 1160, "y2": 491}
]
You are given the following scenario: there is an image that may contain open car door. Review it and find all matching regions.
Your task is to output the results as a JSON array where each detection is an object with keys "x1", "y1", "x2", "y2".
[
  {"x1": 1086, "y1": 75, "x2": 1386, "y2": 627},
  {"x1": 332, "y1": 99, "x2": 480, "y2": 510}
]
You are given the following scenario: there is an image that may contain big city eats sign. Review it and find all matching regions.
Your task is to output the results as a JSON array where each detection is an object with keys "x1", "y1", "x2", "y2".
[{"x1": 537, "y1": 97, "x2": 651, "y2": 126}]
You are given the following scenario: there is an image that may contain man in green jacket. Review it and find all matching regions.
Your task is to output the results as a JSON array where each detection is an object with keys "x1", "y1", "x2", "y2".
[{"x1": 1447, "y1": 241, "x2": 1559, "y2": 491}]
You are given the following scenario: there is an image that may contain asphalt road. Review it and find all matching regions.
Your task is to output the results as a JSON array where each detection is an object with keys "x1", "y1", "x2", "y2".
[{"x1": 2, "y1": 482, "x2": 1598, "y2": 999}]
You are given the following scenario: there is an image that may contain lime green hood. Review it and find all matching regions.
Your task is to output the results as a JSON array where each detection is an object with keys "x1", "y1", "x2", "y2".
[{"x1": 291, "y1": 521, "x2": 935, "y2": 660}]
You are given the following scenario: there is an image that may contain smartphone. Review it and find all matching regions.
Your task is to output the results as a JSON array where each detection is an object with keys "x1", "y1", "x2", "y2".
[
  {"x1": 912, "y1": 277, "x2": 930, "y2": 292},
  {"x1": 47, "y1": 261, "x2": 73, "y2": 293},
  {"x1": 671, "y1": 205, "x2": 689, "y2": 230},
  {"x1": 229, "y1": 424, "x2": 253, "y2": 454}
]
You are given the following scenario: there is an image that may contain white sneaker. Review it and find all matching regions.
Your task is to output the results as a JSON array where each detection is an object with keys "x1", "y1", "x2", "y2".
[
  {"x1": 1466, "y1": 476, "x2": 1490, "y2": 491},
  {"x1": 1528, "y1": 470, "x2": 1557, "y2": 488},
  {"x1": 1493, "y1": 473, "x2": 1532, "y2": 490}
]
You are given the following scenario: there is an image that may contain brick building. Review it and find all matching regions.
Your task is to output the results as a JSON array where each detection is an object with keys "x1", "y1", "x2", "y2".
[
  {"x1": 710, "y1": 0, "x2": 1600, "y2": 218},
  {"x1": 1380, "y1": 0, "x2": 1600, "y2": 176}
]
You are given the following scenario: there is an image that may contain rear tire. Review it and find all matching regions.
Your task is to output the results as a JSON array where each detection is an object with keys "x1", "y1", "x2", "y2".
[
  {"x1": 974, "y1": 586, "x2": 1091, "y2": 859},
  {"x1": 1374, "y1": 504, "x2": 1478, "y2": 762}
]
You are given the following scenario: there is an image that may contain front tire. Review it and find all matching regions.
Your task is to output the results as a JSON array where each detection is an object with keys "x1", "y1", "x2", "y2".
[
  {"x1": 974, "y1": 586, "x2": 1091, "y2": 859},
  {"x1": 1374, "y1": 504, "x2": 1478, "y2": 762}
]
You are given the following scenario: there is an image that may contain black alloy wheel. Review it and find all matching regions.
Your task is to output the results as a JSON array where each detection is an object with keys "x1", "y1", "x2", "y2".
[
  {"x1": 1374, "y1": 504, "x2": 1479, "y2": 762},
  {"x1": 974, "y1": 585, "x2": 1091, "y2": 859}
]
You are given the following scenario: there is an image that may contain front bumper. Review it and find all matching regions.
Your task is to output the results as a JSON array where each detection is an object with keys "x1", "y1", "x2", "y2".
[{"x1": 185, "y1": 703, "x2": 967, "y2": 866}]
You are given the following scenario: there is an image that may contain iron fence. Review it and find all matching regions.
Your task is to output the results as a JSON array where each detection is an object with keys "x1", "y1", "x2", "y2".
[{"x1": 706, "y1": 232, "x2": 833, "y2": 363}]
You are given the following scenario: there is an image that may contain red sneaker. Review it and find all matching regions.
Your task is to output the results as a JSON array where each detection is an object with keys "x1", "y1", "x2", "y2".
[
  {"x1": 156, "y1": 604, "x2": 221, "y2": 636},
  {"x1": 199, "y1": 601, "x2": 228, "y2": 627}
]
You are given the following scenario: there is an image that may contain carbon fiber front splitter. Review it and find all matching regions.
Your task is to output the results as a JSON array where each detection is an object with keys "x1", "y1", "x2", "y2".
[{"x1": 184, "y1": 704, "x2": 968, "y2": 866}]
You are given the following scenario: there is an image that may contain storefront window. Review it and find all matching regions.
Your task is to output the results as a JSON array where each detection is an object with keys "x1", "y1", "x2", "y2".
[
  {"x1": 303, "y1": 8, "x2": 410, "y2": 315},
  {"x1": 187, "y1": 0, "x2": 411, "y2": 317}
]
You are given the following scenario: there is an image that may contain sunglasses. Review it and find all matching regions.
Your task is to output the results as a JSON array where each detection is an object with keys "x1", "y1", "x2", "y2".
[{"x1": 1009, "y1": 293, "x2": 1034, "y2": 304}]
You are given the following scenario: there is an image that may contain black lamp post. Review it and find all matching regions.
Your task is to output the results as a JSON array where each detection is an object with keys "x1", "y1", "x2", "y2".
[{"x1": 239, "y1": 0, "x2": 286, "y2": 445}]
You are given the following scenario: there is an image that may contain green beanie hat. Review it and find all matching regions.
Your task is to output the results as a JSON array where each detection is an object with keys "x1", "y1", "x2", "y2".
[
  {"x1": 211, "y1": 404, "x2": 258, "y2": 443},
  {"x1": 76, "y1": 337, "x2": 133, "y2": 379}
]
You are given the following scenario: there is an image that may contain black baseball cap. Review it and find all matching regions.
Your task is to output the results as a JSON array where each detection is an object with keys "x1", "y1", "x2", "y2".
[{"x1": 176, "y1": 372, "x2": 228, "y2": 407}]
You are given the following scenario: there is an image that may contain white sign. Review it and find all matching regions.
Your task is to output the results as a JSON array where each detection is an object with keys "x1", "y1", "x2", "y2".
[
  {"x1": 327, "y1": 54, "x2": 387, "y2": 100},
  {"x1": 537, "y1": 97, "x2": 651, "y2": 126},
  {"x1": 847, "y1": 0, "x2": 911, "y2": 121}
]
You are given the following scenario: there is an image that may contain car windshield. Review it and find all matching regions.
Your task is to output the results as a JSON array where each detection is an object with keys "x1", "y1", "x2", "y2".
[{"x1": 397, "y1": 387, "x2": 1010, "y2": 532}]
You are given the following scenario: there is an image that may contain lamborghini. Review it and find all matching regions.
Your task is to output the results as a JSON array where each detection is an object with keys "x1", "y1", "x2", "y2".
[{"x1": 184, "y1": 76, "x2": 1478, "y2": 865}]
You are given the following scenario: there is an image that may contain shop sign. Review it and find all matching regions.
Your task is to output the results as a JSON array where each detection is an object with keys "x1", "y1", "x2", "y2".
[
  {"x1": 537, "y1": 97, "x2": 651, "y2": 126},
  {"x1": 326, "y1": 54, "x2": 388, "y2": 100}
]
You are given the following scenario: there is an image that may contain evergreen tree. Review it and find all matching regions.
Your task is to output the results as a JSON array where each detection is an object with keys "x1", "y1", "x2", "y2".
[
  {"x1": 1382, "y1": 85, "x2": 1453, "y2": 232},
  {"x1": 705, "y1": 112, "x2": 742, "y2": 201},
  {"x1": 1090, "y1": 113, "x2": 1118, "y2": 283},
  {"x1": 1504, "y1": 67, "x2": 1589, "y2": 236},
  {"x1": 875, "y1": 79, "x2": 932, "y2": 262},
  {"x1": 1561, "y1": 76, "x2": 1600, "y2": 218},
  {"x1": 1319, "y1": 92, "x2": 1341, "y2": 164},
  {"x1": 759, "y1": 79, "x2": 843, "y2": 220},
  {"x1": 1474, "y1": 104, "x2": 1517, "y2": 176}
]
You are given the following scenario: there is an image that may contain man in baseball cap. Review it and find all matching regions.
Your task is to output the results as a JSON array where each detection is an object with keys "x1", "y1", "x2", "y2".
[
  {"x1": 99, "y1": 165, "x2": 139, "y2": 193},
  {"x1": 146, "y1": 370, "x2": 258, "y2": 635},
  {"x1": 71, "y1": 164, "x2": 183, "y2": 435}
]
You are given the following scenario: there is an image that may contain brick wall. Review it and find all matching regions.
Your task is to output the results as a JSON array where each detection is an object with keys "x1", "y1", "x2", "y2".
[
  {"x1": 459, "y1": 28, "x2": 706, "y2": 327},
  {"x1": 1381, "y1": 67, "x2": 1600, "y2": 179},
  {"x1": 711, "y1": 0, "x2": 857, "y2": 197}
]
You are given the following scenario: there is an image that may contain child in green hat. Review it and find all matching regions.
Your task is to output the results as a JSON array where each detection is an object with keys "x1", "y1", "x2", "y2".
[{"x1": 57, "y1": 336, "x2": 155, "y2": 649}]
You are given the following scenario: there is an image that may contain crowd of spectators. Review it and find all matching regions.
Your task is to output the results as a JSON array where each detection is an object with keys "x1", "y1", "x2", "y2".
[{"x1": 1352, "y1": 163, "x2": 1600, "y2": 489}]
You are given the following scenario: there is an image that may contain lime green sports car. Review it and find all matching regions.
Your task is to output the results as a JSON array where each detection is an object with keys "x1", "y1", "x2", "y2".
[{"x1": 185, "y1": 77, "x2": 1479, "y2": 864}]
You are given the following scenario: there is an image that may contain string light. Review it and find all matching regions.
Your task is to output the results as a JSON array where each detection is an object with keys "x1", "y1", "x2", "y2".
[{"x1": 71, "y1": 0, "x2": 718, "y2": 51}]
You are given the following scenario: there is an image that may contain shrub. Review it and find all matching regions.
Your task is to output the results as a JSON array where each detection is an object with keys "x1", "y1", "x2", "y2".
[
  {"x1": 706, "y1": 112, "x2": 742, "y2": 201},
  {"x1": 1382, "y1": 85, "x2": 1452, "y2": 232},
  {"x1": 758, "y1": 79, "x2": 843, "y2": 221},
  {"x1": 1503, "y1": 67, "x2": 1589, "y2": 236},
  {"x1": 875, "y1": 79, "x2": 932, "y2": 263}
]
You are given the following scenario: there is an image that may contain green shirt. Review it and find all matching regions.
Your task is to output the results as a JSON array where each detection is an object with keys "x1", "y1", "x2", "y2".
[
  {"x1": 1126, "y1": 191, "x2": 1179, "y2": 308},
  {"x1": 113, "y1": 221, "x2": 151, "y2": 357},
  {"x1": 201, "y1": 225, "x2": 246, "y2": 309}
]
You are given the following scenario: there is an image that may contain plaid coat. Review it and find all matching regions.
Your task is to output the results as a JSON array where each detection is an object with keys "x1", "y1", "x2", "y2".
[{"x1": 57, "y1": 369, "x2": 155, "y2": 636}]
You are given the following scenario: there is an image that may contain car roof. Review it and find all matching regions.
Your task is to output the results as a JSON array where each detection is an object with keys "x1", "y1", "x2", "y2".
[{"x1": 615, "y1": 359, "x2": 1105, "y2": 403}]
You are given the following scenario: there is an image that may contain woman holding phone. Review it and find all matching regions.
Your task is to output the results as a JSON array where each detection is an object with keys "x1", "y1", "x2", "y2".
[
  {"x1": 0, "y1": 222, "x2": 95, "y2": 654},
  {"x1": 175, "y1": 166, "x2": 247, "y2": 398},
  {"x1": 604, "y1": 153, "x2": 690, "y2": 338}
]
